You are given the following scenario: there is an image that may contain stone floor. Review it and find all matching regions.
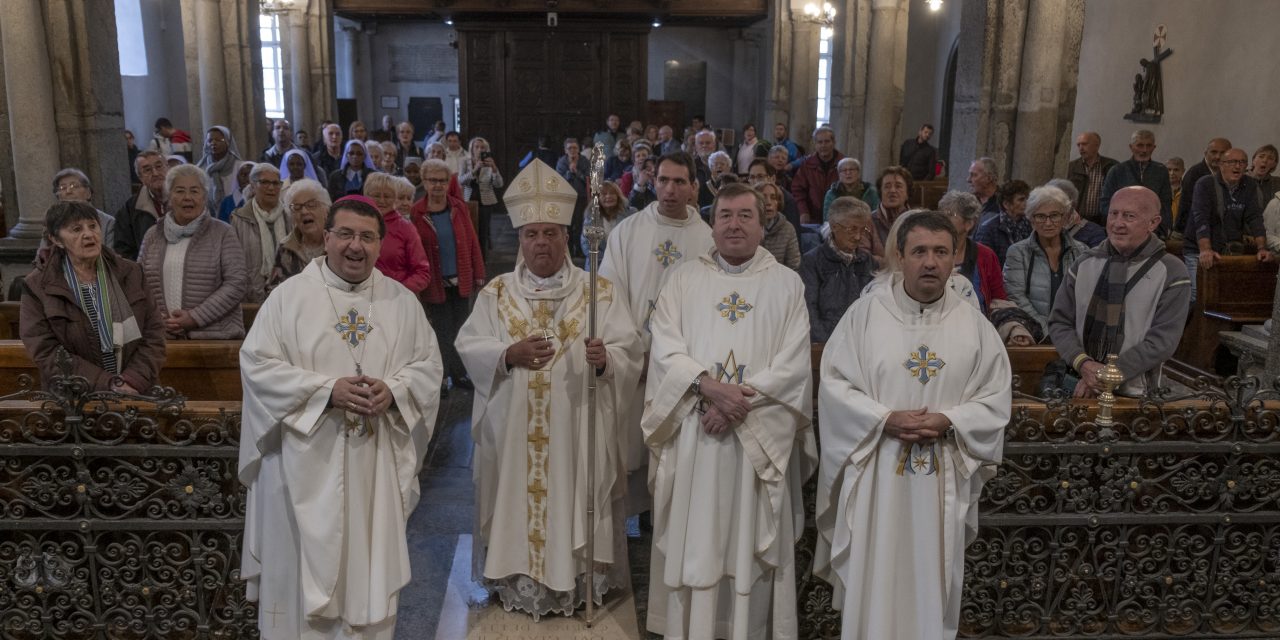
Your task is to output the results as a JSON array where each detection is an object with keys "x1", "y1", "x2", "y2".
[{"x1": 391, "y1": 396, "x2": 656, "y2": 639}]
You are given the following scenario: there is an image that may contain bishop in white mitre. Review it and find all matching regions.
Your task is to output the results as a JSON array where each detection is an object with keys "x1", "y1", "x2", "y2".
[
  {"x1": 599, "y1": 153, "x2": 713, "y2": 511},
  {"x1": 815, "y1": 211, "x2": 1011, "y2": 639},
  {"x1": 643, "y1": 183, "x2": 816, "y2": 639},
  {"x1": 239, "y1": 195, "x2": 443, "y2": 639},
  {"x1": 456, "y1": 159, "x2": 642, "y2": 619}
]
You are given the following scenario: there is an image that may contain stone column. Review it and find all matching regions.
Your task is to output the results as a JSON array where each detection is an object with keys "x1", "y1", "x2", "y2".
[
  {"x1": 1010, "y1": 0, "x2": 1068, "y2": 186},
  {"x1": 287, "y1": 9, "x2": 313, "y2": 136},
  {"x1": 196, "y1": 0, "x2": 229, "y2": 141},
  {"x1": 339, "y1": 23, "x2": 360, "y2": 100},
  {"x1": 731, "y1": 30, "x2": 764, "y2": 133},
  {"x1": 0, "y1": 27, "x2": 17, "y2": 235},
  {"x1": 788, "y1": 18, "x2": 821, "y2": 145},
  {"x1": 862, "y1": 0, "x2": 908, "y2": 175},
  {"x1": 828, "y1": 0, "x2": 871, "y2": 159},
  {"x1": 44, "y1": 0, "x2": 131, "y2": 215},
  {"x1": 0, "y1": 0, "x2": 60, "y2": 239},
  {"x1": 762, "y1": 0, "x2": 793, "y2": 137},
  {"x1": 306, "y1": 0, "x2": 337, "y2": 125}
]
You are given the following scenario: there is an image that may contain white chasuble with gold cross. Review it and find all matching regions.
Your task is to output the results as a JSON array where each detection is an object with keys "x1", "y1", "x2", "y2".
[
  {"x1": 598, "y1": 202, "x2": 714, "y2": 497},
  {"x1": 456, "y1": 258, "x2": 642, "y2": 619},
  {"x1": 814, "y1": 275, "x2": 1011, "y2": 640},
  {"x1": 642, "y1": 247, "x2": 816, "y2": 640},
  {"x1": 238, "y1": 258, "x2": 443, "y2": 640}
]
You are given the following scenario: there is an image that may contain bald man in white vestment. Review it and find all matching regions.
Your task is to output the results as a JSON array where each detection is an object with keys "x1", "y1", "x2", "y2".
[
  {"x1": 239, "y1": 196, "x2": 443, "y2": 640},
  {"x1": 456, "y1": 160, "x2": 642, "y2": 619},
  {"x1": 643, "y1": 182, "x2": 816, "y2": 639},
  {"x1": 815, "y1": 210, "x2": 1011, "y2": 639}
]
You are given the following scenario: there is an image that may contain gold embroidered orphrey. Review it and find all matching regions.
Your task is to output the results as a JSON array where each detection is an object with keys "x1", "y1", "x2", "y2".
[{"x1": 485, "y1": 277, "x2": 612, "y2": 581}]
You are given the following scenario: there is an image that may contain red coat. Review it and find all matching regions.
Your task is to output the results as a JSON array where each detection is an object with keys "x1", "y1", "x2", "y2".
[
  {"x1": 375, "y1": 210, "x2": 432, "y2": 293},
  {"x1": 411, "y1": 196, "x2": 485, "y2": 304},
  {"x1": 790, "y1": 151, "x2": 844, "y2": 220}
]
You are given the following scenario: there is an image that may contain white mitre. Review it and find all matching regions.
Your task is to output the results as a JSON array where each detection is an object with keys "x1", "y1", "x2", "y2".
[{"x1": 503, "y1": 158, "x2": 578, "y2": 228}]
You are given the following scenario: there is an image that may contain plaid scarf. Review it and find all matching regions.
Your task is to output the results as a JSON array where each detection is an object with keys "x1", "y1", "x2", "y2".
[{"x1": 1081, "y1": 236, "x2": 1162, "y2": 363}]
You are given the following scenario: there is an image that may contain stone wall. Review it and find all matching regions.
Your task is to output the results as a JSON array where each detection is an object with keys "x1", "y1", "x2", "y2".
[
  {"x1": 1072, "y1": 0, "x2": 1280, "y2": 164},
  {"x1": 336, "y1": 18, "x2": 460, "y2": 135}
]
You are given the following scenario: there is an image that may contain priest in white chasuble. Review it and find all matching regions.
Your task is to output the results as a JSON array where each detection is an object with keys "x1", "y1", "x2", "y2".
[
  {"x1": 815, "y1": 210, "x2": 1012, "y2": 640},
  {"x1": 599, "y1": 151, "x2": 714, "y2": 511},
  {"x1": 642, "y1": 182, "x2": 816, "y2": 640},
  {"x1": 456, "y1": 159, "x2": 643, "y2": 619},
  {"x1": 238, "y1": 195, "x2": 443, "y2": 640}
]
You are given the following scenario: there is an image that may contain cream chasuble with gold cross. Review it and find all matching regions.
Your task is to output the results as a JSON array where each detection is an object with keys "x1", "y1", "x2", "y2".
[
  {"x1": 642, "y1": 247, "x2": 816, "y2": 640},
  {"x1": 814, "y1": 275, "x2": 1011, "y2": 640},
  {"x1": 456, "y1": 257, "x2": 642, "y2": 619},
  {"x1": 238, "y1": 258, "x2": 443, "y2": 640},
  {"x1": 598, "y1": 202, "x2": 714, "y2": 503}
]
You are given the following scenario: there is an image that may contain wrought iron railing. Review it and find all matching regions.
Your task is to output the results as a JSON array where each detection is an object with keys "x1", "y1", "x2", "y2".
[
  {"x1": 7, "y1": 350, "x2": 1280, "y2": 638},
  {"x1": 0, "y1": 350, "x2": 254, "y2": 639},
  {"x1": 797, "y1": 376, "x2": 1280, "y2": 639}
]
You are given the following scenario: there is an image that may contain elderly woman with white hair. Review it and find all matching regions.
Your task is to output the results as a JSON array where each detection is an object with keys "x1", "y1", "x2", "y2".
[
  {"x1": 138, "y1": 164, "x2": 247, "y2": 339},
  {"x1": 823, "y1": 157, "x2": 880, "y2": 221},
  {"x1": 269, "y1": 178, "x2": 330, "y2": 289},
  {"x1": 800, "y1": 196, "x2": 876, "y2": 342},
  {"x1": 1002, "y1": 185, "x2": 1088, "y2": 338},
  {"x1": 230, "y1": 163, "x2": 289, "y2": 302},
  {"x1": 706, "y1": 150, "x2": 733, "y2": 198}
]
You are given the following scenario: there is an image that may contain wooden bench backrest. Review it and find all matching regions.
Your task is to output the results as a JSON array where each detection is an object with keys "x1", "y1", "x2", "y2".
[
  {"x1": 0, "y1": 339, "x2": 244, "y2": 401},
  {"x1": 1197, "y1": 255, "x2": 1276, "y2": 323}
]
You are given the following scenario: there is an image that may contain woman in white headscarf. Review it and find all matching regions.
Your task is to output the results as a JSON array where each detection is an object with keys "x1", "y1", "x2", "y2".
[
  {"x1": 196, "y1": 125, "x2": 243, "y2": 210},
  {"x1": 278, "y1": 148, "x2": 320, "y2": 191}
]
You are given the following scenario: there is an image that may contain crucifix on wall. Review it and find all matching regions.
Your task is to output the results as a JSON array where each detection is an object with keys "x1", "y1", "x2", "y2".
[{"x1": 1124, "y1": 24, "x2": 1172, "y2": 123}]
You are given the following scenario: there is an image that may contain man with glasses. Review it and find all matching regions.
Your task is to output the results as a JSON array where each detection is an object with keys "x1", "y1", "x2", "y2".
[
  {"x1": 1186, "y1": 148, "x2": 1272, "y2": 300},
  {"x1": 800, "y1": 196, "x2": 875, "y2": 342},
  {"x1": 239, "y1": 194, "x2": 444, "y2": 639},
  {"x1": 229, "y1": 164, "x2": 288, "y2": 303},
  {"x1": 113, "y1": 150, "x2": 169, "y2": 260},
  {"x1": 1098, "y1": 129, "x2": 1173, "y2": 233}
]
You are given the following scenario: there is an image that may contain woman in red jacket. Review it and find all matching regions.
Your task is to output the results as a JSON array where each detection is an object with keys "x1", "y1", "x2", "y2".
[
  {"x1": 361, "y1": 174, "x2": 431, "y2": 294},
  {"x1": 411, "y1": 159, "x2": 486, "y2": 393}
]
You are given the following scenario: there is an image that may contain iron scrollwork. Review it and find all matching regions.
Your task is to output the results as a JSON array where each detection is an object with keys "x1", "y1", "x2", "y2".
[
  {"x1": 795, "y1": 373, "x2": 1280, "y2": 638},
  {"x1": 0, "y1": 348, "x2": 253, "y2": 639}
]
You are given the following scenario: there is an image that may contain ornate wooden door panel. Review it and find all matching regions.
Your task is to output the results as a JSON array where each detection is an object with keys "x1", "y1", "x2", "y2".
[{"x1": 459, "y1": 25, "x2": 647, "y2": 179}]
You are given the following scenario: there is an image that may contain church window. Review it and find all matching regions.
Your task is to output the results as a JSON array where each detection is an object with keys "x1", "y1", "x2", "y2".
[
  {"x1": 260, "y1": 14, "x2": 286, "y2": 118},
  {"x1": 114, "y1": 0, "x2": 148, "y2": 77},
  {"x1": 816, "y1": 26, "x2": 833, "y2": 125}
]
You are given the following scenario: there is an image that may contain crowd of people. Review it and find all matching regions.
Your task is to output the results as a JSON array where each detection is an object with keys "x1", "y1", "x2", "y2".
[{"x1": 12, "y1": 108, "x2": 1276, "y2": 639}]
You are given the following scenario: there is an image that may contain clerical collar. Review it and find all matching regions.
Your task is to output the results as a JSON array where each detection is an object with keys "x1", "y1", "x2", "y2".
[
  {"x1": 320, "y1": 257, "x2": 374, "y2": 292},
  {"x1": 653, "y1": 204, "x2": 694, "y2": 226},
  {"x1": 521, "y1": 260, "x2": 569, "y2": 291},
  {"x1": 892, "y1": 276, "x2": 944, "y2": 315},
  {"x1": 714, "y1": 251, "x2": 755, "y2": 274}
]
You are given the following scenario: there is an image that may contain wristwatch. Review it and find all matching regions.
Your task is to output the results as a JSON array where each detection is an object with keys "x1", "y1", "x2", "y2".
[{"x1": 691, "y1": 373, "x2": 705, "y2": 396}]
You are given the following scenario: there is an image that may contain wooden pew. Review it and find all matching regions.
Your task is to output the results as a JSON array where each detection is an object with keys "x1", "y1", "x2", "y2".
[
  {"x1": 1172, "y1": 255, "x2": 1277, "y2": 376},
  {"x1": 909, "y1": 179, "x2": 949, "y2": 210},
  {"x1": 810, "y1": 342, "x2": 1058, "y2": 397},
  {"x1": 0, "y1": 339, "x2": 244, "y2": 401},
  {"x1": 0, "y1": 302, "x2": 261, "y2": 341}
]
